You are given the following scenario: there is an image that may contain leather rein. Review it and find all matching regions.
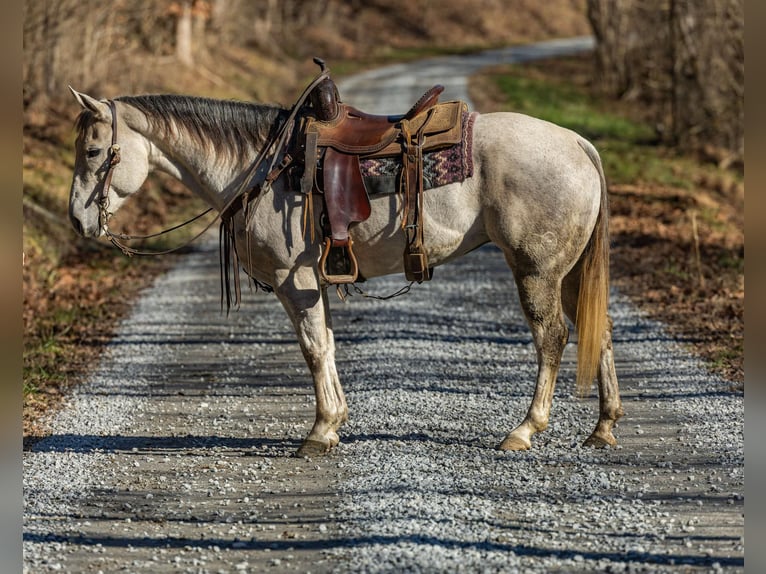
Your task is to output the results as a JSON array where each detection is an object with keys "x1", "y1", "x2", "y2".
[
  {"x1": 97, "y1": 68, "x2": 330, "y2": 257},
  {"x1": 97, "y1": 101, "x2": 216, "y2": 256}
]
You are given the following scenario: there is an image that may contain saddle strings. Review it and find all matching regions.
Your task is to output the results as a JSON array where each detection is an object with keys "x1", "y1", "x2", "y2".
[
  {"x1": 217, "y1": 67, "x2": 335, "y2": 311},
  {"x1": 337, "y1": 281, "x2": 416, "y2": 302}
]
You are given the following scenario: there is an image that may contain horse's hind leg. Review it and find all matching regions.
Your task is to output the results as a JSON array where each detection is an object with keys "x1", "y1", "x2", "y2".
[
  {"x1": 498, "y1": 272, "x2": 569, "y2": 451},
  {"x1": 586, "y1": 315, "x2": 624, "y2": 447},
  {"x1": 274, "y1": 268, "x2": 348, "y2": 456},
  {"x1": 561, "y1": 272, "x2": 624, "y2": 447}
]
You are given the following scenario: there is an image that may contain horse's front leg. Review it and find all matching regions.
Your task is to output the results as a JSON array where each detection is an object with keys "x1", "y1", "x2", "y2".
[{"x1": 274, "y1": 267, "x2": 347, "y2": 456}]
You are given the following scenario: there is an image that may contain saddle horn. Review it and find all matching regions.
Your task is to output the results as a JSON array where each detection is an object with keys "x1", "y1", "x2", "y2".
[{"x1": 310, "y1": 57, "x2": 340, "y2": 122}]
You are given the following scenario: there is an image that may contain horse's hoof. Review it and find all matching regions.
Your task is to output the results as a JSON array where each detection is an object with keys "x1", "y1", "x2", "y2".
[
  {"x1": 497, "y1": 435, "x2": 531, "y2": 451},
  {"x1": 296, "y1": 439, "x2": 331, "y2": 457},
  {"x1": 583, "y1": 432, "x2": 616, "y2": 448}
]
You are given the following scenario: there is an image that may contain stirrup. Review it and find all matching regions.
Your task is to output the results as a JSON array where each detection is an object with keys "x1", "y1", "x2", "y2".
[
  {"x1": 404, "y1": 244, "x2": 431, "y2": 282},
  {"x1": 319, "y1": 237, "x2": 359, "y2": 284}
]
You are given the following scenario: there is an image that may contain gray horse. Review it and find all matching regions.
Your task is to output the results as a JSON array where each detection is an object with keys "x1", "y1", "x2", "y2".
[{"x1": 68, "y1": 88, "x2": 623, "y2": 455}]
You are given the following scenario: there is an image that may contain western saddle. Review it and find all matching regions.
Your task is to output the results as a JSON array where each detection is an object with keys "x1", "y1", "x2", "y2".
[{"x1": 299, "y1": 58, "x2": 467, "y2": 284}]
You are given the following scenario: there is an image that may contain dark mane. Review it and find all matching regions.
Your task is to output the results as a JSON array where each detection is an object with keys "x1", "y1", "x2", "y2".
[{"x1": 113, "y1": 94, "x2": 287, "y2": 162}]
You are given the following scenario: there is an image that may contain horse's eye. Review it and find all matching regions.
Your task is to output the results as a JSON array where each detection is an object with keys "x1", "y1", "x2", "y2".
[{"x1": 86, "y1": 148, "x2": 101, "y2": 159}]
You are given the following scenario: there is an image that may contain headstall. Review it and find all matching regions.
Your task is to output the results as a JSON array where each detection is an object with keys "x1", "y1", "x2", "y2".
[{"x1": 97, "y1": 100, "x2": 214, "y2": 256}]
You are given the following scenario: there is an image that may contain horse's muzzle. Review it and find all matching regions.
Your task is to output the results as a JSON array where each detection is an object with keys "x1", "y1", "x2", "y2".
[{"x1": 69, "y1": 212, "x2": 102, "y2": 238}]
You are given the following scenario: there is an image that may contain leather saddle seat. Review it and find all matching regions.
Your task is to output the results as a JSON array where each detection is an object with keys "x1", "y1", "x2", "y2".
[{"x1": 310, "y1": 83, "x2": 445, "y2": 154}]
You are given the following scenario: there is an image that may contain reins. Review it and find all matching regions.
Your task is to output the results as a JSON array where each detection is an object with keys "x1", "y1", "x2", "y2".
[
  {"x1": 218, "y1": 66, "x2": 334, "y2": 311},
  {"x1": 98, "y1": 66, "x2": 332, "y2": 257},
  {"x1": 99, "y1": 100, "x2": 217, "y2": 256}
]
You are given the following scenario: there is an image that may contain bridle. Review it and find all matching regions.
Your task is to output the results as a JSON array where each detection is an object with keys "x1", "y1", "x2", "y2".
[
  {"x1": 96, "y1": 100, "x2": 216, "y2": 256},
  {"x1": 96, "y1": 100, "x2": 122, "y2": 235},
  {"x1": 93, "y1": 66, "x2": 329, "y2": 258}
]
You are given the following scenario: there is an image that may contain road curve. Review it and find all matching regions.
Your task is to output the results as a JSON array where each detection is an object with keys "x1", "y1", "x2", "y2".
[
  {"x1": 337, "y1": 36, "x2": 595, "y2": 112},
  {"x1": 24, "y1": 39, "x2": 743, "y2": 573}
]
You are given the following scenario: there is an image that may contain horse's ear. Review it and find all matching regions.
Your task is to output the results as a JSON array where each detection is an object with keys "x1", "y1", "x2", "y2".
[{"x1": 69, "y1": 86, "x2": 110, "y2": 120}]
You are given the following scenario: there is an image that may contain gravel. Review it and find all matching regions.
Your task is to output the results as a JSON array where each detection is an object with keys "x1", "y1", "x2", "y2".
[
  {"x1": 326, "y1": 247, "x2": 744, "y2": 573},
  {"x1": 24, "y1": 243, "x2": 342, "y2": 573},
  {"x1": 23, "y1": 243, "x2": 744, "y2": 573}
]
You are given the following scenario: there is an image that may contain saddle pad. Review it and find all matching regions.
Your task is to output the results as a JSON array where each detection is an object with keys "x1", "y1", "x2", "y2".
[{"x1": 360, "y1": 111, "x2": 477, "y2": 195}]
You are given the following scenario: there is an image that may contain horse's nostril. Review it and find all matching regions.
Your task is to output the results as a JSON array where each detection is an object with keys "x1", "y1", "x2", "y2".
[{"x1": 72, "y1": 217, "x2": 84, "y2": 236}]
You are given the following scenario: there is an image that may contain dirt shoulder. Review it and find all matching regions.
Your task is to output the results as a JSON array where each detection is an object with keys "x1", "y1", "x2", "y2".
[{"x1": 608, "y1": 182, "x2": 743, "y2": 385}]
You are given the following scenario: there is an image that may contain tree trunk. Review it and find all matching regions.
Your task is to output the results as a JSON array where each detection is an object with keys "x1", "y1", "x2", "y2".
[
  {"x1": 670, "y1": 0, "x2": 744, "y2": 158},
  {"x1": 176, "y1": 1, "x2": 194, "y2": 66},
  {"x1": 586, "y1": 0, "x2": 632, "y2": 98},
  {"x1": 587, "y1": 0, "x2": 743, "y2": 159}
]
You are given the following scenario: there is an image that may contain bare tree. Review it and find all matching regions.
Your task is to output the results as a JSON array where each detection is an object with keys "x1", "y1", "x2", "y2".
[
  {"x1": 175, "y1": 1, "x2": 194, "y2": 66},
  {"x1": 587, "y1": 0, "x2": 744, "y2": 159},
  {"x1": 670, "y1": 0, "x2": 744, "y2": 159}
]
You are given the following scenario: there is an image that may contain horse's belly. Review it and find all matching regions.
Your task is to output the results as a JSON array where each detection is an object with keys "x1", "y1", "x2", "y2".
[
  {"x1": 233, "y1": 177, "x2": 486, "y2": 282},
  {"x1": 352, "y1": 181, "x2": 487, "y2": 279}
]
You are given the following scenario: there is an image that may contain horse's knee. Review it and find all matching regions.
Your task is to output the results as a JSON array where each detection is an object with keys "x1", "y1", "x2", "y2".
[
  {"x1": 554, "y1": 320, "x2": 569, "y2": 348},
  {"x1": 302, "y1": 345, "x2": 330, "y2": 372}
]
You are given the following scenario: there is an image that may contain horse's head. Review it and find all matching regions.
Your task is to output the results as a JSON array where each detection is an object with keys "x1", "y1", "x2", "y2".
[{"x1": 69, "y1": 88, "x2": 150, "y2": 237}]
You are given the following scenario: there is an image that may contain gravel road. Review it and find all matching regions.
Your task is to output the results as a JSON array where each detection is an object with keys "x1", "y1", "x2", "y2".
[{"x1": 24, "y1": 39, "x2": 744, "y2": 573}]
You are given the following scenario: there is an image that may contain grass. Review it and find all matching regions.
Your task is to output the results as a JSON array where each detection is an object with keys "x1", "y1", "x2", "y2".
[
  {"x1": 487, "y1": 70, "x2": 743, "y2": 192},
  {"x1": 493, "y1": 75, "x2": 652, "y2": 140}
]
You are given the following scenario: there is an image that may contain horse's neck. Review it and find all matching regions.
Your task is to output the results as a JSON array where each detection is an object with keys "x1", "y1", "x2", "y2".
[{"x1": 137, "y1": 119, "x2": 259, "y2": 212}]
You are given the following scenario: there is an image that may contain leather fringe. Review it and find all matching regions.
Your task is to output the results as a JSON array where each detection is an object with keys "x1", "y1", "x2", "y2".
[
  {"x1": 219, "y1": 192, "x2": 274, "y2": 315},
  {"x1": 219, "y1": 217, "x2": 241, "y2": 314}
]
